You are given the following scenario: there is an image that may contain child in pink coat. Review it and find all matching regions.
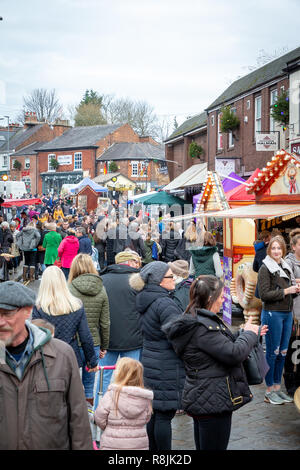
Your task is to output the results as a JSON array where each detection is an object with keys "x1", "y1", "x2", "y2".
[{"x1": 94, "y1": 358, "x2": 153, "y2": 450}]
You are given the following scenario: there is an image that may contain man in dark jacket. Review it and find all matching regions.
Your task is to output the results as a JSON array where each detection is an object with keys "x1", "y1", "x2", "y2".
[
  {"x1": 94, "y1": 249, "x2": 143, "y2": 409},
  {"x1": 253, "y1": 230, "x2": 271, "y2": 273},
  {"x1": 76, "y1": 227, "x2": 92, "y2": 255},
  {"x1": 0, "y1": 281, "x2": 93, "y2": 450}
]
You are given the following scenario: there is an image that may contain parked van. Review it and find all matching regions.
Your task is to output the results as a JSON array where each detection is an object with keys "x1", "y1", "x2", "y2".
[{"x1": 0, "y1": 181, "x2": 26, "y2": 198}]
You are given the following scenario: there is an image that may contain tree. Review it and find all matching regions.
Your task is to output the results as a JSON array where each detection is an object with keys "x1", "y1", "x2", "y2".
[
  {"x1": 19, "y1": 88, "x2": 63, "y2": 123},
  {"x1": 189, "y1": 141, "x2": 204, "y2": 159},
  {"x1": 271, "y1": 90, "x2": 289, "y2": 127},
  {"x1": 220, "y1": 106, "x2": 240, "y2": 133},
  {"x1": 74, "y1": 89, "x2": 107, "y2": 127},
  {"x1": 108, "y1": 161, "x2": 119, "y2": 172}
]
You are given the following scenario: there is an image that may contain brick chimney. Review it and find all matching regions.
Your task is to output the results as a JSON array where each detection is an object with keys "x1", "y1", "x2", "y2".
[
  {"x1": 52, "y1": 118, "x2": 72, "y2": 137},
  {"x1": 139, "y1": 135, "x2": 159, "y2": 145},
  {"x1": 24, "y1": 111, "x2": 39, "y2": 128}
]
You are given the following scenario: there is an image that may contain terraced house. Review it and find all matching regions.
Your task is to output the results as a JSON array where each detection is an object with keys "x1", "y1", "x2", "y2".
[{"x1": 165, "y1": 46, "x2": 300, "y2": 179}]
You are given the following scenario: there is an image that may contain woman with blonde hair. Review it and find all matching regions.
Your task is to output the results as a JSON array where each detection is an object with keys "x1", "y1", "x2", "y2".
[
  {"x1": 68, "y1": 253, "x2": 110, "y2": 407},
  {"x1": 189, "y1": 230, "x2": 223, "y2": 279},
  {"x1": 94, "y1": 357, "x2": 153, "y2": 450},
  {"x1": 32, "y1": 265, "x2": 98, "y2": 374}
]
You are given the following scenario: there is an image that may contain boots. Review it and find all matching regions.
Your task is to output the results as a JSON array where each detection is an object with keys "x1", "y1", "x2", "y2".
[
  {"x1": 23, "y1": 265, "x2": 29, "y2": 282},
  {"x1": 29, "y1": 266, "x2": 35, "y2": 282}
]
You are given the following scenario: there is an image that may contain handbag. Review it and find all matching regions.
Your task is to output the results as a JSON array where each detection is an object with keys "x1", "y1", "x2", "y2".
[
  {"x1": 54, "y1": 257, "x2": 62, "y2": 268},
  {"x1": 243, "y1": 327, "x2": 270, "y2": 385}
]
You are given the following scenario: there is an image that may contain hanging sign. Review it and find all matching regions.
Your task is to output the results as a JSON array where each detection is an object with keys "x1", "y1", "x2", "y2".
[
  {"x1": 57, "y1": 155, "x2": 72, "y2": 165},
  {"x1": 256, "y1": 132, "x2": 279, "y2": 151}
]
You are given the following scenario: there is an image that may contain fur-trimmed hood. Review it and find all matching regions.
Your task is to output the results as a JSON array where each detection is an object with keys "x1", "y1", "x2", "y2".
[{"x1": 129, "y1": 272, "x2": 145, "y2": 292}]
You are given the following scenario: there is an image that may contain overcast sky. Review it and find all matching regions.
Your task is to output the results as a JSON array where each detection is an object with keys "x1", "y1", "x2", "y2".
[{"x1": 0, "y1": 0, "x2": 299, "y2": 127}]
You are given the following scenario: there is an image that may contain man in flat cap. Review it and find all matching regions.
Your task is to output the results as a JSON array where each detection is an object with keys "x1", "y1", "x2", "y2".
[
  {"x1": 94, "y1": 249, "x2": 143, "y2": 409},
  {"x1": 0, "y1": 281, "x2": 93, "y2": 450}
]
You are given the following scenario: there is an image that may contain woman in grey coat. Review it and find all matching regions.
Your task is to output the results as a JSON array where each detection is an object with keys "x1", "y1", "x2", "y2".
[{"x1": 16, "y1": 221, "x2": 41, "y2": 281}]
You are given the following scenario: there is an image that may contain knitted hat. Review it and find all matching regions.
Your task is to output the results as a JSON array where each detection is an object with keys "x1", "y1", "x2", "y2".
[
  {"x1": 115, "y1": 250, "x2": 141, "y2": 265},
  {"x1": 168, "y1": 260, "x2": 189, "y2": 279},
  {"x1": 129, "y1": 261, "x2": 169, "y2": 291}
]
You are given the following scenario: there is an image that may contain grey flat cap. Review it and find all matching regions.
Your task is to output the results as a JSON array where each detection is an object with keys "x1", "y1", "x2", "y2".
[{"x1": 0, "y1": 281, "x2": 36, "y2": 310}]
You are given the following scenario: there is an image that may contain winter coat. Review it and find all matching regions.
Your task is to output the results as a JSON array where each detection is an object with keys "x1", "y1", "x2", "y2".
[
  {"x1": 10, "y1": 229, "x2": 20, "y2": 257},
  {"x1": 43, "y1": 230, "x2": 62, "y2": 265},
  {"x1": 163, "y1": 309, "x2": 257, "y2": 416},
  {"x1": 160, "y1": 230, "x2": 181, "y2": 262},
  {"x1": 257, "y1": 255, "x2": 295, "y2": 312},
  {"x1": 105, "y1": 228, "x2": 117, "y2": 265},
  {"x1": 285, "y1": 252, "x2": 300, "y2": 320},
  {"x1": 16, "y1": 225, "x2": 41, "y2": 251},
  {"x1": 69, "y1": 273, "x2": 110, "y2": 349},
  {"x1": 58, "y1": 235, "x2": 79, "y2": 268},
  {"x1": 133, "y1": 283, "x2": 186, "y2": 411},
  {"x1": 112, "y1": 223, "x2": 131, "y2": 255},
  {"x1": 143, "y1": 239, "x2": 158, "y2": 264},
  {"x1": 0, "y1": 321, "x2": 92, "y2": 450},
  {"x1": 173, "y1": 237, "x2": 192, "y2": 262},
  {"x1": 57, "y1": 227, "x2": 69, "y2": 240},
  {"x1": 100, "y1": 264, "x2": 143, "y2": 351},
  {"x1": 78, "y1": 234, "x2": 92, "y2": 255},
  {"x1": 128, "y1": 224, "x2": 146, "y2": 258},
  {"x1": 53, "y1": 208, "x2": 64, "y2": 220},
  {"x1": 1, "y1": 228, "x2": 13, "y2": 253},
  {"x1": 94, "y1": 384, "x2": 153, "y2": 450},
  {"x1": 172, "y1": 277, "x2": 193, "y2": 312},
  {"x1": 190, "y1": 245, "x2": 219, "y2": 277},
  {"x1": 252, "y1": 241, "x2": 267, "y2": 273},
  {"x1": 32, "y1": 305, "x2": 98, "y2": 368}
]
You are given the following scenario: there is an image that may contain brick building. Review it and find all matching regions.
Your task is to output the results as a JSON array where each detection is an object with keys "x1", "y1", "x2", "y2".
[
  {"x1": 164, "y1": 46, "x2": 300, "y2": 180},
  {"x1": 205, "y1": 47, "x2": 300, "y2": 176},
  {"x1": 5, "y1": 112, "x2": 70, "y2": 192},
  {"x1": 97, "y1": 140, "x2": 168, "y2": 192},
  {"x1": 164, "y1": 112, "x2": 207, "y2": 181},
  {"x1": 35, "y1": 123, "x2": 149, "y2": 194}
]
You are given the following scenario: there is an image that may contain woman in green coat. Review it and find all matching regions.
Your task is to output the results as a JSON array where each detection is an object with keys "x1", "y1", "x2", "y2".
[
  {"x1": 68, "y1": 253, "x2": 110, "y2": 407},
  {"x1": 43, "y1": 223, "x2": 62, "y2": 266}
]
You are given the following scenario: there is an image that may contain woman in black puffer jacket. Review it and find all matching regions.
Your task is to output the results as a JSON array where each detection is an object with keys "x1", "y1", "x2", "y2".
[
  {"x1": 129, "y1": 261, "x2": 186, "y2": 452},
  {"x1": 163, "y1": 275, "x2": 267, "y2": 450}
]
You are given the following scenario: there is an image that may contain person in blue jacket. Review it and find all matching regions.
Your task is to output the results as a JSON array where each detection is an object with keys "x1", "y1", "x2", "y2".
[{"x1": 76, "y1": 226, "x2": 92, "y2": 255}]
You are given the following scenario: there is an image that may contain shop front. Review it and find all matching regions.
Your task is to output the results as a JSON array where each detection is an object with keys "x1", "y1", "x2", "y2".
[{"x1": 40, "y1": 171, "x2": 83, "y2": 194}]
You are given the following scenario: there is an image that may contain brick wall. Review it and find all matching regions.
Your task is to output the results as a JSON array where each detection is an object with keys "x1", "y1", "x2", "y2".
[
  {"x1": 207, "y1": 77, "x2": 289, "y2": 173},
  {"x1": 10, "y1": 154, "x2": 38, "y2": 194}
]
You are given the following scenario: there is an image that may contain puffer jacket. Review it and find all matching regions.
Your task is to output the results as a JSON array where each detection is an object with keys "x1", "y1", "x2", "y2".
[
  {"x1": 69, "y1": 273, "x2": 110, "y2": 349},
  {"x1": 133, "y1": 283, "x2": 186, "y2": 411},
  {"x1": 163, "y1": 309, "x2": 257, "y2": 416},
  {"x1": 94, "y1": 384, "x2": 153, "y2": 450},
  {"x1": 32, "y1": 305, "x2": 98, "y2": 369},
  {"x1": 16, "y1": 225, "x2": 41, "y2": 251},
  {"x1": 58, "y1": 235, "x2": 79, "y2": 268},
  {"x1": 0, "y1": 321, "x2": 92, "y2": 450},
  {"x1": 160, "y1": 230, "x2": 181, "y2": 262}
]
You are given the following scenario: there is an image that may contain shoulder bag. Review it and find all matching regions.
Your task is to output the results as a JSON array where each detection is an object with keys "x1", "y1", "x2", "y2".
[{"x1": 243, "y1": 327, "x2": 270, "y2": 385}]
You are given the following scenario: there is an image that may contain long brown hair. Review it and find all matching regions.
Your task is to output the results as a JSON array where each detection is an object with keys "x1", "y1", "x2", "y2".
[
  {"x1": 112, "y1": 358, "x2": 147, "y2": 414},
  {"x1": 185, "y1": 275, "x2": 224, "y2": 315},
  {"x1": 266, "y1": 235, "x2": 287, "y2": 258}
]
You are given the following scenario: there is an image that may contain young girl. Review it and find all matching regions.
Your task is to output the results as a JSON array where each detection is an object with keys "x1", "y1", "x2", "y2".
[{"x1": 94, "y1": 357, "x2": 153, "y2": 450}]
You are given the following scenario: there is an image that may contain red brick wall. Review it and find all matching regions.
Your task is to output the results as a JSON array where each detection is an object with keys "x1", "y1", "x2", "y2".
[
  {"x1": 15, "y1": 123, "x2": 67, "y2": 152},
  {"x1": 10, "y1": 154, "x2": 39, "y2": 194},
  {"x1": 207, "y1": 78, "x2": 289, "y2": 173}
]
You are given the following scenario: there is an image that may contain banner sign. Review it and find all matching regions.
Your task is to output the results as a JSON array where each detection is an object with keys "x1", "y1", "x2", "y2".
[
  {"x1": 222, "y1": 256, "x2": 232, "y2": 325},
  {"x1": 256, "y1": 132, "x2": 279, "y2": 151},
  {"x1": 291, "y1": 142, "x2": 300, "y2": 156},
  {"x1": 57, "y1": 155, "x2": 72, "y2": 165}
]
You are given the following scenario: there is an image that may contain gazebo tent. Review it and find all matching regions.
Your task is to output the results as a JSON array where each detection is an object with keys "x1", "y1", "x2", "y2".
[
  {"x1": 136, "y1": 191, "x2": 185, "y2": 206},
  {"x1": 71, "y1": 177, "x2": 108, "y2": 193}
]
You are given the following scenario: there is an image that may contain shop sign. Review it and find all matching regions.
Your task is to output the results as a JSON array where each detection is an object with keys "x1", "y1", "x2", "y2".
[
  {"x1": 291, "y1": 143, "x2": 300, "y2": 156},
  {"x1": 256, "y1": 132, "x2": 279, "y2": 151},
  {"x1": 57, "y1": 155, "x2": 72, "y2": 165},
  {"x1": 21, "y1": 170, "x2": 30, "y2": 177}
]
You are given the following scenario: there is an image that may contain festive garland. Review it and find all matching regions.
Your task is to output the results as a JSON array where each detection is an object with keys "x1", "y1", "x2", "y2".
[{"x1": 270, "y1": 91, "x2": 289, "y2": 127}]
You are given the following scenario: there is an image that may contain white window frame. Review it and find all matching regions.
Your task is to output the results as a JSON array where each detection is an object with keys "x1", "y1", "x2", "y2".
[
  {"x1": 48, "y1": 154, "x2": 56, "y2": 171},
  {"x1": 270, "y1": 89, "x2": 278, "y2": 132},
  {"x1": 255, "y1": 96, "x2": 262, "y2": 139},
  {"x1": 228, "y1": 108, "x2": 236, "y2": 148},
  {"x1": 217, "y1": 112, "x2": 223, "y2": 150},
  {"x1": 131, "y1": 161, "x2": 139, "y2": 177},
  {"x1": 74, "y1": 152, "x2": 82, "y2": 170},
  {"x1": 2, "y1": 154, "x2": 8, "y2": 168}
]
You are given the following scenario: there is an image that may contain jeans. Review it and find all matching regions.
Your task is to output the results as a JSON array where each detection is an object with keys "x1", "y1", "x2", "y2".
[
  {"x1": 93, "y1": 348, "x2": 142, "y2": 410},
  {"x1": 147, "y1": 410, "x2": 176, "y2": 451},
  {"x1": 261, "y1": 309, "x2": 293, "y2": 387},
  {"x1": 193, "y1": 413, "x2": 232, "y2": 450},
  {"x1": 61, "y1": 267, "x2": 70, "y2": 280},
  {"x1": 79, "y1": 346, "x2": 100, "y2": 399}
]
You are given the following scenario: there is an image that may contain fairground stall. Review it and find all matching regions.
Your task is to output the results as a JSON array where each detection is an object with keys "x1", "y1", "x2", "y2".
[{"x1": 167, "y1": 150, "x2": 300, "y2": 325}]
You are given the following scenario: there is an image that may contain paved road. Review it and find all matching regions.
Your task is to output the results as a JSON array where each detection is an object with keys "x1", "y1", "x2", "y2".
[{"x1": 21, "y1": 276, "x2": 300, "y2": 450}]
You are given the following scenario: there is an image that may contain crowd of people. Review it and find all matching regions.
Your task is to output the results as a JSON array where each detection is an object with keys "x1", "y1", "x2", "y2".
[{"x1": 0, "y1": 193, "x2": 300, "y2": 451}]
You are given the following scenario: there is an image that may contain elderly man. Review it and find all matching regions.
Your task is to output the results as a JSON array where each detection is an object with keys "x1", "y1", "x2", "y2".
[
  {"x1": 0, "y1": 281, "x2": 93, "y2": 450},
  {"x1": 94, "y1": 249, "x2": 143, "y2": 409}
]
